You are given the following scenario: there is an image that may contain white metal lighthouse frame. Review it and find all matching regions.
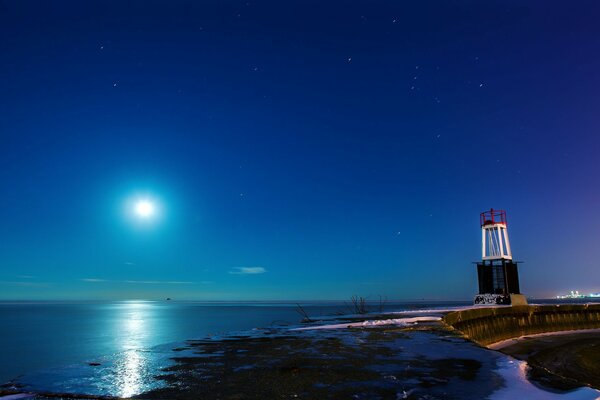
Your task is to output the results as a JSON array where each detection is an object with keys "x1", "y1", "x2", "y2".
[{"x1": 481, "y1": 209, "x2": 512, "y2": 261}]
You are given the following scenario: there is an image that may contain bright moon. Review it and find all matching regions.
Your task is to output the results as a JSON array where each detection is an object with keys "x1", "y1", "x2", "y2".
[{"x1": 135, "y1": 200, "x2": 155, "y2": 218}]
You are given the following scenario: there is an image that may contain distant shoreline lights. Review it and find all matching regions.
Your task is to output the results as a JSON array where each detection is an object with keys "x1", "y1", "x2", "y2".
[{"x1": 556, "y1": 290, "x2": 600, "y2": 299}]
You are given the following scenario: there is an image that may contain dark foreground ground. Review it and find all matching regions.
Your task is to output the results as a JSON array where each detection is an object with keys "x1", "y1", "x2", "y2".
[
  {"x1": 499, "y1": 330, "x2": 600, "y2": 391},
  {"x1": 135, "y1": 324, "x2": 504, "y2": 400}
]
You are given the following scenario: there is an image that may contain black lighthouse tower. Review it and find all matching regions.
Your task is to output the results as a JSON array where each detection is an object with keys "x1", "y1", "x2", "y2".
[{"x1": 474, "y1": 209, "x2": 527, "y2": 305}]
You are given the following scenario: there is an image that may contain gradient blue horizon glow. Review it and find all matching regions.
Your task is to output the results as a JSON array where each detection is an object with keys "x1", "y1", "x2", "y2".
[{"x1": 0, "y1": 1, "x2": 599, "y2": 301}]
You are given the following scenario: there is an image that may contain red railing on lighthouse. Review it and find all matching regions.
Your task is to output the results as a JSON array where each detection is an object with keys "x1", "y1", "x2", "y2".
[{"x1": 480, "y1": 209, "x2": 507, "y2": 227}]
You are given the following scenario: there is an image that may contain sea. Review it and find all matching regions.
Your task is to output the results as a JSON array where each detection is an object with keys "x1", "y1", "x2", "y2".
[{"x1": 0, "y1": 299, "x2": 599, "y2": 399}]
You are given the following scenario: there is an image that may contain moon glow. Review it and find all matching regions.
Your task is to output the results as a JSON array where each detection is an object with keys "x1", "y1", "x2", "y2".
[{"x1": 135, "y1": 200, "x2": 155, "y2": 218}]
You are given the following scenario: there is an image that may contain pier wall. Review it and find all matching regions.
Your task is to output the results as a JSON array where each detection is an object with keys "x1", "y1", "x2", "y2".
[{"x1": 443, "y1": 304, "x2": 600, "y2": 346}]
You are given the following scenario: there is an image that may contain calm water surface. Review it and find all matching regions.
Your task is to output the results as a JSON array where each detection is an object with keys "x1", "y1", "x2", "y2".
[{"x1": 0, "y1": 300, "x2": 459, "y2": 386}]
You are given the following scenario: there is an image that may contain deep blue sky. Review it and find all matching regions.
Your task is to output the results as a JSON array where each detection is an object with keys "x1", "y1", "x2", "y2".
[{"x1": 1, "y1": 1, "x2": 599, "y2": 300}]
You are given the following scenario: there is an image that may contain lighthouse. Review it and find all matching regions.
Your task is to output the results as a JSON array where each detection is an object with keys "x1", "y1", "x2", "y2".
[{"x1": 474, "y1": 209, "x2": 527, "y2": 305}]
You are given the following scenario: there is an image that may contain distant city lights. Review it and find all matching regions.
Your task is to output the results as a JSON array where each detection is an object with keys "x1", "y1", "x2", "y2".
[{"x1": 556, "y1": 290, "x2": 600, "y2": 299}]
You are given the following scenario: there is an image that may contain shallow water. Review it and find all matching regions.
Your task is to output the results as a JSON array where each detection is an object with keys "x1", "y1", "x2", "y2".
[{"x1": 0, "y1": 300, "x2": 460, "y2": 385}]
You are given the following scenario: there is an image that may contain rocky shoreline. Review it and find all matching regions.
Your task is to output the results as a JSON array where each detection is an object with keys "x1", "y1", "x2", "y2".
[{"x1": 135, "y1": 323, "x2": 501, "y2": 400}]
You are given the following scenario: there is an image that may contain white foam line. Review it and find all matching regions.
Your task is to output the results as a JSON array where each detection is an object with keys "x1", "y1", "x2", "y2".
[
  {"x1": 488, "y1": 328, "x2": 600, "y2": 350},
  {"x1": 291, "y1": 316, "x2": 441, "y2": 331}
]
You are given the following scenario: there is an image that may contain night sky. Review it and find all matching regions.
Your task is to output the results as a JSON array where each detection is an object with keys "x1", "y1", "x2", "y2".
[{"x1": 1, "y1": 1, "x2": 599, "y2": 300}]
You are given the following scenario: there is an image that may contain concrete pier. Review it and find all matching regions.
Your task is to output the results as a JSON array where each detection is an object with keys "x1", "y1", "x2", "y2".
[{"x1": 443, "y1": 304, "x2": 600, "y2": 346}]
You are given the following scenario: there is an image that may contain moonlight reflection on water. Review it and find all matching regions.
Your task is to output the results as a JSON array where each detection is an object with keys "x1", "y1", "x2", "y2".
[
  {"x1": 115, "y1": 349, "x2": 144, "y2": 398},
  {"x1": 115, "y1": 302, "x2": 149, "y2": 398}
]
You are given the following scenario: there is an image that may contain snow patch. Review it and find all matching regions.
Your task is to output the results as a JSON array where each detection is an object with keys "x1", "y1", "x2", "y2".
[
  {"x1": 489, "y1": 358, "x2": 600, "y2": 399},
  {"x1": 387, "y1": 304, "x2": 511, "y2": 316},
  {"x1": 291, "y1": 316, "x2": 441, "y2": 331}
]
